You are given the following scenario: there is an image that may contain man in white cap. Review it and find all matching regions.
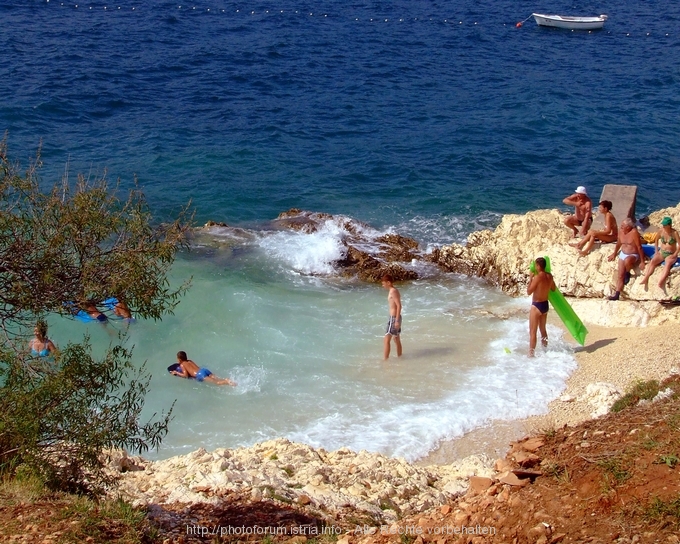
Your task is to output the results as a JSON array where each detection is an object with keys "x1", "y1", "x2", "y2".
[{"x1": 563, "y1": 186, "x2": 593, "y2": 238}]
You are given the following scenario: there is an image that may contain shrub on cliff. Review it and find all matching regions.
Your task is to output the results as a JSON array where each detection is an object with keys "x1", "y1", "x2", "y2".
[{"x1": 0, "y1": 137, "x2": 191, "y2": 493}]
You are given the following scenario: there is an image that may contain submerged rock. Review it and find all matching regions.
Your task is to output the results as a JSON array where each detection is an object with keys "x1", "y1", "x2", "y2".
[
  {"x1": 274, "y1": 209, "x2": 335, "y2": 233},
  {"x1": 203, "y1": 220, "x2": 229, "y2": 228}
]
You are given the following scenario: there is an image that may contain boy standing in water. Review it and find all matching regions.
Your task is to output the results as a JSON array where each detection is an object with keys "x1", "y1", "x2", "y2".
[
  {"x1": 381, "y1": 274, "x2": 403, "y2": 360},
  {"x1": 527, "y1": 258, "x2": 556, "y2": 357}
]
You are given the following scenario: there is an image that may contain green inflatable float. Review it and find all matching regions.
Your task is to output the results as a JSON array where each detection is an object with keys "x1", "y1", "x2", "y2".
[{"x1": 530, "y1": 256, "x2": 588, "y2": 346}]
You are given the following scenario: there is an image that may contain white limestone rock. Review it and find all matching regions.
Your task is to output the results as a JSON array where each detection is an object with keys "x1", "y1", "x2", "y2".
[
  {"x1": 579, "y1": 382, "x2": 622, "y2": 417},
  {"x1": 106, "y1": 439, "x2": 495, "y2": 523},
  {"x1": 430, "y1": 204, "x2": 680, "y2": 327}
]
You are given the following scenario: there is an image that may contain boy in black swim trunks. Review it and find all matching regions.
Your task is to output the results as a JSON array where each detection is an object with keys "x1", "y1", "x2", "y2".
[{"x1": 527, "y1": 258, "x2": 556, "y2": 357}]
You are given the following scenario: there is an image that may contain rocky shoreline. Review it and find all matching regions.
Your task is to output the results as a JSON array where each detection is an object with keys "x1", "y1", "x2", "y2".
[
  {"x1": 198, "y1": 205, "x2": 680, "y2": 320},
  {"x1": 431, "y1": 205, "x2": 680, "y2": 331},
  {"x1": 106, "y1": 439, "x2": 494, "y2": 525},
  {"x1": 117, "y1": 203, "x2": 680, "y2": 537}
]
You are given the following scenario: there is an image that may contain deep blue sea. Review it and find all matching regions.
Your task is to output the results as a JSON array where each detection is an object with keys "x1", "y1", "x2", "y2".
[{"x1": 2, "y1": 0, "x2": 679, "y2": 460}]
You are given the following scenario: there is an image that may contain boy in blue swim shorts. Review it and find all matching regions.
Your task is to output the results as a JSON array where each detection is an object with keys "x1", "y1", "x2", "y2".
[
  {"x1": 381, "y1": 274, "x2": 403, "y2": 360},
  {"x1": 171, "y1": 351, "x2": 236, "y2": 386}
]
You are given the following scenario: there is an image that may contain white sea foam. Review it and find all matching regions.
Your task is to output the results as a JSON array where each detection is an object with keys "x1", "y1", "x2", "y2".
[
  {"x1": 253, "y1": 214, "x2": 417, "y2": 275},
  {"x1": 256, "y1": 219, "x2": 348, "y2": 275},
  {"x1": 230, "y1": 365, "x2": 266, "y2": 394}
]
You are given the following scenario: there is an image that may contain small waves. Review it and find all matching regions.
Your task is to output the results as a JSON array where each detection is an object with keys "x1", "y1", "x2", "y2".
[
  {"x1": 289, "y1": 319, "x2": 576, "y2": 461},
  {"x1": 393, "y1": 211, "x2": 504, "y2": 248},
  {"x1": 256, "y1": 221, "x2": 348, "y2": 276}
]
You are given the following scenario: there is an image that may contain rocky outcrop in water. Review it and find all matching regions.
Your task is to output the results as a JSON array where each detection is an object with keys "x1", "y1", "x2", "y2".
[
  {"x1": 196, "y1": 209, "x2": 423, "y2": 282},
  {"x1": 273, "y1": 210, "x2": 421, "y2": 282},
  {"x1": 335, "y1": 244, "x2": 419, "y2": 282}
]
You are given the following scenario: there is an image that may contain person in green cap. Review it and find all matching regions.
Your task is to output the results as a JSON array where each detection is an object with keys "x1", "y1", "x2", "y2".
[{"x1": 640, "y1": 216, "x2": 679, "y2": 290}]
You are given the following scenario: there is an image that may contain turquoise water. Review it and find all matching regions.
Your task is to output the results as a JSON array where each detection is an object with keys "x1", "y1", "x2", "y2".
[
  {"x1": 3, "y1": 0, "x2": 678, "y2": 459},
  {"x1": 46, "y1": 220, "x2": 577, "y2": 461}
]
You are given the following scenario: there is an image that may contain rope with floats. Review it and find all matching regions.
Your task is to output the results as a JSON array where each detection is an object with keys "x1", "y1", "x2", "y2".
[{"x1": 32, "y1": 3, "x2": 677, "y2": 36}]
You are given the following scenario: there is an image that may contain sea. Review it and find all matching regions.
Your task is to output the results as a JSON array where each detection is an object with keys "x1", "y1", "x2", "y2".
[{"x1": 1, "y1": 0, "x2": 679, "y2": 461}]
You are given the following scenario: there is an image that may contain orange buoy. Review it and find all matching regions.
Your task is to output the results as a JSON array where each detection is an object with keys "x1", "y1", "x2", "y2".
[{"x1": 516, "y1": 22, "x2": 522, "y2": 28}]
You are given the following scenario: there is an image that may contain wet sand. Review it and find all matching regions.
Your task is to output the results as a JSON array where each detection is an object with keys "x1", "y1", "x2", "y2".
[{"x1": 419, "y1": 318, "x2": 680, "y2": 466}]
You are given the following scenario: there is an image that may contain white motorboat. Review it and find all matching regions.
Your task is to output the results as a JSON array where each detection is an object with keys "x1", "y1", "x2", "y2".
[{"x1": 532, "y1": 13, "x2": 608, "y2": 30}]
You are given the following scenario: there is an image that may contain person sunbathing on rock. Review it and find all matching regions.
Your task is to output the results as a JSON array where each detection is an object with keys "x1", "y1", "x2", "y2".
[
  {"x1": 571, "y1": 200, "x2": 618, "y2": 256},
  {"x1": 563, "y1": 186, "x2": 593, "y2": 238},
  {"x1": 607, "y1": 219, "x2": 646, "y2": 301},
  {"x1": 639, "y1": 216, "x2": 679, "y2": 290}
]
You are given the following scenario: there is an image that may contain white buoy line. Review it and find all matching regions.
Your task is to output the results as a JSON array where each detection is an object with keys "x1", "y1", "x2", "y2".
[{"x1": 38, "y1": 1, "x2": 676, "y2": 36}]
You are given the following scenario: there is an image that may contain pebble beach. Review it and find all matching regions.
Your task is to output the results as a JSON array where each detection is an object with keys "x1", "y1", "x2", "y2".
[{"x1": 529, "y1": 321, "x2": 680, "y2": 429}]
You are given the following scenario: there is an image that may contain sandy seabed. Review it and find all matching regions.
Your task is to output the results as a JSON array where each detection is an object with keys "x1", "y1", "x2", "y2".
[{"x1": 419, "y1": 312, "x2": 680, "y2": 467}]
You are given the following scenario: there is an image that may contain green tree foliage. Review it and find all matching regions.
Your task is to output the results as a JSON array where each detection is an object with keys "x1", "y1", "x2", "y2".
[
  {"x1": 0, "y1": 341, "x2": 171, "y2": 494},
  {"x1": 0, "y1": 138, "x2": 190, "y2": 331},
  {"x1": 0, "y1": 138, "x2": 191, "y2": 493}
]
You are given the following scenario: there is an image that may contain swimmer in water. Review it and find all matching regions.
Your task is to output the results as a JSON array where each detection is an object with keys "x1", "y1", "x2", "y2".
[
  {"x1": 28, "y1": 319, "x2": 57, "y2": 357},
  {"x1": 171, "y1": 351, "x2": 236, "y2": 386}
]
